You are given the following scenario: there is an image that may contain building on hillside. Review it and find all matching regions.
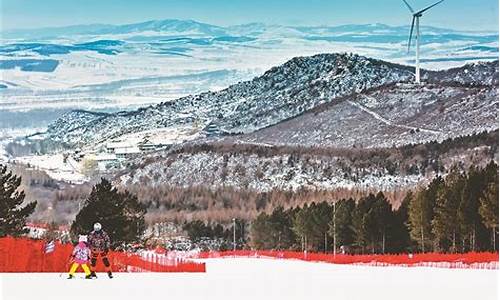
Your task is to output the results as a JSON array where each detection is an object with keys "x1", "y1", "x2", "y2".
[
  {"x1": 105, "y1": 140, "x2": 142, "y2": 159},
  {"x1": 94, "y1": 153, "x2": 119, "y2": 170},
  {"x1": 106, "y1": 141, "x2": 136, "y2": 154},
  {"x1": 73, "y1": 148, "x2": 85, "y2": 162},
  {"x1": 115, "y1": 147, "x2": 141, "y2": 160},
  {"x1": 138, "y1": 138, "x2": 172, "y2": 152},
  {"x1": 24, "y1": 223, "x2": 47, "y2": 239},
  {"x1": 203, "y1": 122, "x2": 220, "y2": 137}
]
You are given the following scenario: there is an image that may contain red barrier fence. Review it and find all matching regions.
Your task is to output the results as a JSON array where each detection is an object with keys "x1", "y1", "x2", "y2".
[
  {"x1": 0, "y1": 237, "x2": 205, "y2": 273},
  {"x1": 2, "y1": 237, "x2": 496, "y2": 272},
  {"x1": 195, "y1": 250, "x2": 499, "y2": 269}
]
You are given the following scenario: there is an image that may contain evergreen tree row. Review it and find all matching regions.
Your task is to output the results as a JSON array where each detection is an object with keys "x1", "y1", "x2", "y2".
[
  {"x1": 250, "y1": 192, "x2": 409, "y2": 253},
  {"x1": 409, "y1": 161, "x2": 498, "y2": 253},
  {"x1": 182, "y1": 219, "x2": 248, "y2": 250},
  {"x1": 250, "y1": 162, "x2": 499, "y2": 253},
  {"x1": 1, "y1": 161, "x2": 498, "y2": 254}
]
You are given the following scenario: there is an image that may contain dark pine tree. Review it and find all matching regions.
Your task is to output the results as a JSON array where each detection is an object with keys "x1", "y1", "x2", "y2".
[
  {"x1": 409, "y1": 177, "x2": 443, "y2": 252},
  {"x1": 250, "y1": 212, "x2": 272, "y2": 250},
  {"x1": 352, "y1": 194, "x2": 376, "y2": 254},
  {"x1": 479, "y1": 163, "x2": 499, "y2": 251},
  {"x1": 293, "y1": 204, "x2": 312, "y2": 251},
  {"x1": 310, "y1": 202, "x2": 332, "y2": 252},
  {"x1": 183, "y1": 220, "x2": 212, "y2": 242},
  {"x1": 329, "y1": 198, "x2": 355, "y2": 253},
  {"x1": 432, "y1": 167, "x2": 463, "y2": 252},
  {"x1": 391, "y1": 192, "x2": 412, "y2": 253},
  {"x1": 268, "y1": 206, "x2": 297, "y2": 250},
  {"x1": 458, "y1": 165, "x2": 489, "y2": 251},
  {"x1": 0, "y1": 164, "x2": 37, "y2": 237},
  {"x1": 369, "y1": 192, "x2": 394, "y2": 254},
  {"x1": 71, "y1": 178, "x2": 146, "y2": 249}
]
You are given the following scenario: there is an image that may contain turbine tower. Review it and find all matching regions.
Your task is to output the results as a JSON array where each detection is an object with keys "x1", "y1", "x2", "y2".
[{"x1": 403, "y1": 0, "x2": 444, "y2": 83}]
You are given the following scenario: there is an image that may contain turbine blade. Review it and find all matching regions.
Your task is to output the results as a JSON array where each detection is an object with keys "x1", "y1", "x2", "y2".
[
  {"x1": 402, "y1": 0, "x2": 415, "y2": 13},
  {"x1": 416, "y1": 0, "x2": 444, "y2": 15},
  {"x1": 408, "y1": 17, "x2": 415, "y2": 53}
]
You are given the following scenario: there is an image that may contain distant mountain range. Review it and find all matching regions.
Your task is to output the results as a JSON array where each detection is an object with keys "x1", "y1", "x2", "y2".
[
  {"x1": 1, "y1": 20, "x2": 497, "y2": 62},
  {"x1": 3, "y1": 19, "x2": 496, "y2": 40}
]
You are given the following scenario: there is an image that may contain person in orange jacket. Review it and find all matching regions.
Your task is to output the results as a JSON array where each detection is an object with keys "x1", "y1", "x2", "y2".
[{"x1": 88, "y1": 223, "x2": 113, "y2": 278}]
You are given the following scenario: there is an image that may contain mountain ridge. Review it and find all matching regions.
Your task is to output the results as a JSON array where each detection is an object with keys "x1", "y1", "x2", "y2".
[
  {"x1": 42, "y1": 53, "x2": 415, "y2": 146},
  {"x1": 118, "y1": 130, "x2": 498, "y2": 192},
  {"x1": 39, "y1": 53, "x2": 498, "y2": 150},
  {"x1": 3, "y1": 19, "x2": 497, "y2": 40}
]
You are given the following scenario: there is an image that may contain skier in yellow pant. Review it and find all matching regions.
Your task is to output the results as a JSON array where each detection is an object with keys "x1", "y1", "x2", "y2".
[
  {"x1": 68, "y1": 235, "x2": 92, "y2": 279},
  {"x1": 68, "y1": 262, "x2": 91, "y2": 277}
]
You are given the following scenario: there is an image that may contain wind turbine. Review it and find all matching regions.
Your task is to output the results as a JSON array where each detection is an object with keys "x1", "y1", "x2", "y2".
[{"x1": 403, "y1": 0, "x2": 444, "y2": 83}]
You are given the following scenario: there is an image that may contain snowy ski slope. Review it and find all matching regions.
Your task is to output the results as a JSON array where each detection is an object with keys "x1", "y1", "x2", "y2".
[{"x1": 1, "y1": 258, "x2": 497, "y2": 300}]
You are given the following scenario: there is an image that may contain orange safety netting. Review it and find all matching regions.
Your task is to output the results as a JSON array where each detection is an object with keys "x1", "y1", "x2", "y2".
[
  {"x1": 195, "y1": 250, "x2": 499, "y2": 269},
  {"x1": 0, "y1": 237, "x2": 205, "y2": 273},
  {"x1": 2, "y1": 237, "x2": 496, "y2": 272}
]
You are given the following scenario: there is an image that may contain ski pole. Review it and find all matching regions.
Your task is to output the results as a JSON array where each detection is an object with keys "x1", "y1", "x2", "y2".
[{"x1": 60, "y1": 255, "x2": 73, "y2": 278}]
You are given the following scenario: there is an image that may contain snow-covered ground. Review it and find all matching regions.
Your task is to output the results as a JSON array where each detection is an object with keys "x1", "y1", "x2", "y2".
[
  {"x1": 107, "y1": 125, "x2": 201, "y2": 149},
  {"x1": 1, "y1": 258, "x2": 498, "y2": 300},
  {"x1": 6, "y1": 125, "x2": 202, "y2": 183},
  {"x1": 0, "y1": 127, "x2": 46, "y2": 162},
  {"x1": 13, "y1": 154, "x2": 87, "y2": 183}
]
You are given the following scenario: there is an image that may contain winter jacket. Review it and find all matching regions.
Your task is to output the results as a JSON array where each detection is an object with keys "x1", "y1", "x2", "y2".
[
  {"x1": 88, "y1": 230, "x2": 111, "y2": 252},
  {"x1": 72, "y1": 242, "x2": 91, "y2": 264}
]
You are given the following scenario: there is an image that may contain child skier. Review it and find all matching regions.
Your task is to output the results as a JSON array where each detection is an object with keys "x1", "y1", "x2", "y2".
[{"x1": 67, "y1": 235, "x2": 92, "y2": 279}]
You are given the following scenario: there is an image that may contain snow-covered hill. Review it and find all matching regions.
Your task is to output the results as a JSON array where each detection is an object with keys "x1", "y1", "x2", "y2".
[
  {"x1": 40, "y1": 54, "x2": 498, "y2": 149},
  {"x1": 119, "y1": 131, "x2": 498, "y2": 191},
  {"x1": 229, "y1": 64, "x2": 499, "y2": 148},
  {"x1": 39, "y1": 53, "x2": 414, "y2": 146}
]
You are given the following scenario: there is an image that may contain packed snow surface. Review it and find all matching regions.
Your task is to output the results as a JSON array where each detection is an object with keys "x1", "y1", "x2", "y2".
[
  {"x1": 13, "y1": 154, "x2": 87, "y2": 183},
  {"x1": 1, "y1": 258, "x2": 497, "y2": 300}
]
